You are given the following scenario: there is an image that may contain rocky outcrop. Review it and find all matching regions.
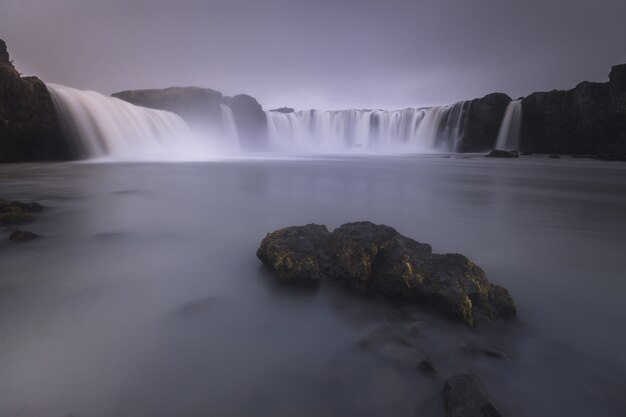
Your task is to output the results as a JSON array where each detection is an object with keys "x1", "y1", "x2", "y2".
[
  {"x1": 257, "y1": 222, "x2": 516, "y2": 326},
  {"x1": 270, "y1": 107, "x2": 295, "y2": 113},
  {"x1": 485, "y1": 150, "x2": 519, "y2": 158},
  {"x1": 222, "y1": 94, "x2": 268, "y2": 150},
  {"x1": 112, "y1": 87, "x2": 224, "y2": 130},
  {"x1": 0, "y1": 39, "x2": 71, "y2": 162},
  {"x1": 0, "y1": 199, "x2": 42, "y2": 225},
  {"x1": 520, "y1": 64, "x2": 626, "y2": 155},
  {"x1": 610, "y1": 64, "x2": 626, "y2": 145},
  {"x1": 458, "y1": 93, "x2": 511, "y2": 152},
  {"x1": 112, "y1": 88, "x2": 268, "y2": 150},
  {"x1": 443, "y1": 373, "x2": 503, "y2": 417}
]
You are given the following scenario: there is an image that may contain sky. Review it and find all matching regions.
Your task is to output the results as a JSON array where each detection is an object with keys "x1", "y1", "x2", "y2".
[{"x1": 2, "y1": 0, "x2": 626, "y2": 110}]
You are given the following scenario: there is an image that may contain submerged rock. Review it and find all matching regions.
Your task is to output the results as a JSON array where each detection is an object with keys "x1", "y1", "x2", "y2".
[
  {"x1": 0, "y1": 200, "x2": 42, "y2": 225},
  {"x1": 257, "y1": 222, "x2": 516, "y2": 325},
  {"x1": 9, "y1": 229, "x2": 39, "y2": 242},
  {"x1": 485, "y1": 149, "x2": 519, "y2": 158},
  {"x1": 442, "y1": 372, "x2": 502, "y2": 417}
]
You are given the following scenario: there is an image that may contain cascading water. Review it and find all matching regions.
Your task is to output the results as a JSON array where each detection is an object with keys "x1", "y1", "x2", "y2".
[
  {"x1": 495, "y1": 100, "x2": 522, "y2": 151},
  {"x1": 47, "y1": 83, "x2": 214, "y2": 160},
  {"x1": 265, "y1": 101, "x2": 470, "y2": 153}
]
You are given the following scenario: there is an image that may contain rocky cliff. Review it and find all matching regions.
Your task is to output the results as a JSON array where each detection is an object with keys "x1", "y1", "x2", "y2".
[
  {"x1": 113, "y1": 88, "x2": 268, "y2": 150},
  {"x1": 520, "y1": 64, "x2": 626, "y2": 154},
  {"x1": 458, "y1": 93, "x2": 511, "y2": 152},
  {"x1": 0, "y1": 39, "x2": 71, "y2": 162}
]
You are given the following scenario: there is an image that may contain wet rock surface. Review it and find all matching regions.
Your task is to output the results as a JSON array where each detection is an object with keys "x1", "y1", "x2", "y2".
[
  {"x1": 257, "y1": 222, "x2": 516, "y2": 325},
  {"x1": 0, "y1": 199, "x2": 42, "y2": 225},
  {"x1": 9, "y1": 229, "x2": 38, "y2": 242},
  {"x1": 0, "y1": 39, "x2": 71, "y2": 162},
  {"x1": 485, "y1": 150, "x2": 519, "y2": 158},
  {"x1": 442, "y1": 372, "x2": 502, "y2": 417}
]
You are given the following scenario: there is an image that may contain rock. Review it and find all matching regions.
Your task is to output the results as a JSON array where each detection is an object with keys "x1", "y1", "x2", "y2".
[
  {"x1": 112, "y1": 87, "x2": 224, "y2": 131},
  {"x1": 442, "y1": 372, "x2": 502, "y2": 417},
  {"x1": 257, "y1": 222, "x2": 516, "y2": 325},
  {"x1": 222, "y1": 94, "x2": 268, "y2": 150},
  {"x1": 113, "y1": 88, "x2": 269, "y2": 151},
  {"x1": 548, "y1": 154, "x2": 561, "y2": 159},
  {"x1": 0, "y1": 199, "x2": 41, "y2": 225},
  {"x1": 0, "y1": 40, "x2": 71, "y2": 162},
  {"x1": 458, "y1": 93, "x2": 512, "y2": 152},
  {"x1": 485, "y1": 149, "x2": 519, "y2": 158},
  {"x1": 520, "y1": 74, "x2": 624, "y2": 155},
  {"x1": 256, "y1": 224, "x2": 331, "y2": 286},
  {"x1": 270, "y1": 107, "x2": 295, "y2": 113},
  {"x1": 0, "y1": 39, "x2": 10, "y2": 65},
  {"x1": 9, "y1": 229, "x2": 38, "y2": 242},
  {"x1": 595, "y1": 152, "x2": 626, "y2": 162}
]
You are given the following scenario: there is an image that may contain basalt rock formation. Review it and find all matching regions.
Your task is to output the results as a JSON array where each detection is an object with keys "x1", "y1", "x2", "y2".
[
  {"x1": 0, "y1": 39, "x2": 71, "y2": 162},
  {"x1": 520, "y1": 64, "x2": 626, "y2": 155},
  {"x1": 459, "y1": 93, "x2": 512, "y2": 152},
  {"x1": 257, "y1": 222, "x2": 516, "y2": 326}
]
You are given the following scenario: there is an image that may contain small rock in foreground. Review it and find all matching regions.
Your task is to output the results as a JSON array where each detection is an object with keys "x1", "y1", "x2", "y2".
[
  {"x1": 257, "y1": 222, "x2": 516, "y2": 326},
  {"x1": 443, "y1": 372, "x2": 502, "y2": 417}
]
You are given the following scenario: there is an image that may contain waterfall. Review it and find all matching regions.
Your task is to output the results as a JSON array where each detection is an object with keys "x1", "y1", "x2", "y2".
[
  {"x1": 266, "y1": 102, "x2": 470, "y2": 153},
  {"x1": 495, "y1": 100, "x2": 522, "y2": 151},
  {"x1": 47, "y1": 83, "x2": 213, "y2": 160}
]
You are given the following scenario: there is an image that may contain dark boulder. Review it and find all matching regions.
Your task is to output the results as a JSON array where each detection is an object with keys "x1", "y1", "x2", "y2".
[
  {"x1": 0, "y1": 199, "x2": 42, "y2": 225},
  {"x1": 0, "y1": 39, "x2": 71, "y2": 162},
  {"x1": 9, "y1": 229, "x2": 39, "y2": 242},
  {"x1": 485, "y1": 150, "x2": 519, "y2": 158},
  {"x1": 458, "y1": 93, "x2": 511, "y2": 152},
  {"x1": 257, "y1": 222, "x2": 516, "y2": 326},
  {"x1": 442, "y1": 372, "x2": 502, "y2": 417},
  {"x1": 548, "y1": 154, "x2": 561, "y2": 159},
  {"x1": 256, "y1": 224, "x2": 331, "y2": 286}
]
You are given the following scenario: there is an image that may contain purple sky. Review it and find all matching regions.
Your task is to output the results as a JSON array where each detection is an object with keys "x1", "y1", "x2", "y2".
[{"x1": 2, "y1": 0, "x2": 625, "y2": 110}]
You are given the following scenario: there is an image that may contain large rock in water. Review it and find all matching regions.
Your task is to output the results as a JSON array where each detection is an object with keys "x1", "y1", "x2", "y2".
[
  {"x1": 0, "y1": 39, "x2": 71, "y2": 162},
  {"x1": 257, "y1": 222, "x2": 516, "y2": 326},
  {"x1": 443, "y1": 373, "x2": 503, "y2": 417},
  {"x1": 458, "y1": 93, "x2": 511, "y2": 152}
]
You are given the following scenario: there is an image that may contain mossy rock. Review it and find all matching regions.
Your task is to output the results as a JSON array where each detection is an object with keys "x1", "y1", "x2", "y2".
[{"x1": 257, "y1": 222, "x2": 516, "y2": 326}]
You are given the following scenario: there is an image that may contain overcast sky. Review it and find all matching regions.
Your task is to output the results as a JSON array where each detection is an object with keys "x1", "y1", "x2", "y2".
[{"x1": 2, "y1": 0, "x2": 626, "y2": 110}]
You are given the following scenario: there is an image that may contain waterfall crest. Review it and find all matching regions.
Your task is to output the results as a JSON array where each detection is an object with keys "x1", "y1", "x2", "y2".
[
  {"x1": 495, "y1": 100, "x2": 522, "y2": 151},
  {"x1": 266, "y1": 101, "x2": 470, "y2": 153},
  {"x1": 47, "y1": 83, "x2": 213, "y2": 160}
]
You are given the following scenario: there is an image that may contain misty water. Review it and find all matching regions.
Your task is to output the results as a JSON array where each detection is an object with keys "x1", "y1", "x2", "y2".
[{"x1": 1, "y1": 155, "x2": 626, "y2": 417}]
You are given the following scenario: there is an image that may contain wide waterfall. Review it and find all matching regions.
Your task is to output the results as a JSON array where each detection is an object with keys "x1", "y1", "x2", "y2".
[
  {"x1": 47, "y1": 83, "x2": 214, "y2": 160},
  {"x1": 266, "y1": 101, "x2": 471, "y2": 153},
  {"x1": 495, "y1": 100, "x2": 522, "y2": 151}
]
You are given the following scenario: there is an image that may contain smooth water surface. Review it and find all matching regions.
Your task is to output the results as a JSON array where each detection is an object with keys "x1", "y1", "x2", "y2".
[{"x1": 1, "y1": 155, "x2": 625, "y2": 417}]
